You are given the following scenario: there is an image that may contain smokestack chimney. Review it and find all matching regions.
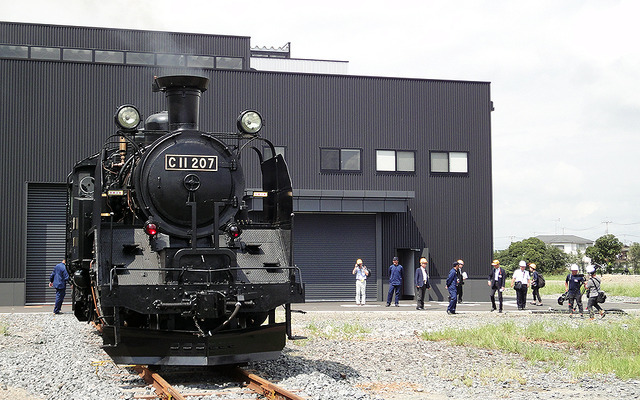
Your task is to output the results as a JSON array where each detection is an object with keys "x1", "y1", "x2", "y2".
[{"x1": 153, "y1": 75, "x2": 209, "y2": 131}]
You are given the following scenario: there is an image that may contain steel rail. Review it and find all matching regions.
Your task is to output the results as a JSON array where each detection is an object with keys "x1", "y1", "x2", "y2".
[
  {"x1": 133, "y1": 365, "x2": 187, "y2": 400},
  {"x1": 236, "y1": 367, "x2": 306, "y2": 400},
  {"x1": 131, "y1": 365, "x2": 305, "y2": 400}
]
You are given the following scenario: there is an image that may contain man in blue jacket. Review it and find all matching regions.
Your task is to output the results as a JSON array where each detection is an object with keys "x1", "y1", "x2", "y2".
[
  {"x1": 49, "y1": 260, "x2": 69, "y2": 314},
  {"x1": 386, "y1": 257, "x2": 403, "y2": 307},
  {"x1": 446, "y1": 261, "x2": 460, "y2": 314}
]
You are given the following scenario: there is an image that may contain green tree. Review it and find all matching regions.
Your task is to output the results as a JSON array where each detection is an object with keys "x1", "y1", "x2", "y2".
[
  {"x1": 494, "y1": 237, "x2": 568, "y2": 274},
  {"x1": 585, "y1": 234, "x2": 624, "y2": 273},
  {"x1": 627, "y1": 242, "x2": 640, "y2": 274}
]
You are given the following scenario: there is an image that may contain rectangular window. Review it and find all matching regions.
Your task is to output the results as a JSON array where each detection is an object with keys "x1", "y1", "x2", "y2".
[
  {"x1": 341, "y1": 149, "x2": 361, "y2": 171},
  {"x1": 0, "y1": 45, "x2": 28, "y2": 59},
  {"x1": 397, "y1": 151, "x2": 415, "y2": 172},
  {"x1": 216, "y1": 56, "x2": 243, "y2": 70},
  {"x1": 30, "y1": 47, "x2": 60, "y2": 60},
  {"x1": 430, "y1": 151, "x2": 468, "y2": 174},
  {"x1": 376, "y1": 150, "x2": 395, "y2": 171},
  {"x1": 187, "y1": 55, "x2": 215, "y2": 68},
  {"x1": 376, "y1": 150, "x2": 415, "y2": 172},
  {"x1": 126, "y1": 52, "x2": 155, "y2": 65},
  {"x1": 321, "y1": 148, "x2": 361, "y2": 172},
  {"x1": 63, "y1": 49, "x2": 92, "y2": 62},
  {"x1": 95, "y1": 50, "x2": 124, "y2": 64},
  {"x1": 157, "y1": 53, "x2": 186, "y2": 67}
]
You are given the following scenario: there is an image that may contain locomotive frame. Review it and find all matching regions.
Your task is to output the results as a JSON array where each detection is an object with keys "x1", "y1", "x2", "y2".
[{"x1": 65, "y1": 75, "x2": 304, "y2": 365}]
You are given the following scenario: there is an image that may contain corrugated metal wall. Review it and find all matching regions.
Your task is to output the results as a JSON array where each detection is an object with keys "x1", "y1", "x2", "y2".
[
  {"x1": 207, "y1": 71, "x2": 493, "y2": 279},
  {"x1": 0, "y1": 21, "x2": 250, "y2": 59},
  {"x1": 0, "y1": 21, "x2": 493, "y2": 292}
]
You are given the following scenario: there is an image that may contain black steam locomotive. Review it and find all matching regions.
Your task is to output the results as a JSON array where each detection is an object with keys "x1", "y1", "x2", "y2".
[{"x1": 65, "y1": 75, "x2": 304, "y2": 365}]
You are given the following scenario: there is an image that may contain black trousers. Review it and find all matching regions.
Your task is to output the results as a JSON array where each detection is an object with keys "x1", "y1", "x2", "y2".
[
  {"x1": 490, "y1": 286, "x2": 503, "y2": 310},
  {"x1": 568, "y1": 293, "x2": 583, "y2": 314},
  {"x1": 457, "y1": 284, "x2": 463, "y2": 301},
  {"x1": 531, "y1": 286, "x2": 542, "y2": 303},
  {"x1": 416, "y1": 285, "x2": 427, "y2": 309},
  {"x1": 587, "y1": 297, "x2": 602, "y2": 317},
  {"x1": 515, "y1": 285, "x2": 528, "y2": 309}
]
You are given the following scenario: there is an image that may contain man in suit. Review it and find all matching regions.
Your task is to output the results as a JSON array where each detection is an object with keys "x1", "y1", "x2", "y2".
[
  {"x1": 415, "y1": 257, "x2": 430, "y2": 310},
  {"x1": 488, "y1": 259, "x2": 506, "y2": 313},
  {"x1": 445, "y1": 261, "x2": 460, "y2": 314}
]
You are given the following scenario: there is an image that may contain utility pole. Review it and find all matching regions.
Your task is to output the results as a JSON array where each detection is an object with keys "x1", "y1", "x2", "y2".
[{"x1": 602, "y1": 220, "x2": 612, "y2": 234}]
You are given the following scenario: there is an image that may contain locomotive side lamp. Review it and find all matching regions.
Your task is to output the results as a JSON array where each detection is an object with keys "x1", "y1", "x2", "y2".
[
  {"x1": 144, "y1": 221, "x2": 158, "y2": 236},
  {"x1": 226, "y1": 223, "x2": 242, "y2": 239},
  {"x1": 237, "y1": 110, "x2": 263, "y2": 135},
  {"x1": 115, "y1": 105, "x2": 141, "y2": 130}
]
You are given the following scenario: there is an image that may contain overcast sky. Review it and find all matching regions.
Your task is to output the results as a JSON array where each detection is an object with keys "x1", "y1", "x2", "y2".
[{"x1": 3, "y1": 0, "x2": 639, "y2": 250}]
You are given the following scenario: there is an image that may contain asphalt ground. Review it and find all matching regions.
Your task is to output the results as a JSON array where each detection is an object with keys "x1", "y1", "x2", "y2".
[{"x1": 3, "y1": 297, "x2": 639, "y2": 314}]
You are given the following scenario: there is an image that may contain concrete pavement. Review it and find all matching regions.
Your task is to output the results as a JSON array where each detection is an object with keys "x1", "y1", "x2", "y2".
[{"x1": 3, "y1": 297, "x2": 639, "y2": 314}]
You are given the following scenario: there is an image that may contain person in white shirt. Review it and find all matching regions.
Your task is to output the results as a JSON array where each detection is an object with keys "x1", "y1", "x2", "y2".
[
  {"x1": 511, "y1": 260, "x2": 531, "y2": 310},
  {"x1": 352, "y1": 258, "x2": 369, "y2": 305}
]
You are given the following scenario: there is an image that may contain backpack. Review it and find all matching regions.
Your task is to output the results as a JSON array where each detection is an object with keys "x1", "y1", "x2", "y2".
[
  {"x1": 537, "y1": 273, "x2": 546, "y2": 288},
  {"x1": 590, "y1": 277, "x2": 606, "y2": 303}
]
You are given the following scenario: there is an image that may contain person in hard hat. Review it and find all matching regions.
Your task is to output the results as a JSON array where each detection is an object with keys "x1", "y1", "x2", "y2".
[
  {"x1": 585, "y1": 265, "x2": 606, "y2": 319},
  {"x1": 529, "y1": 263, "x2": 543, "y2": 306},
  {"x1": 565, "y1": 264, "x2": 586, "y2": 316},
  {"x1": 352, "y1": 258, "x2": 369, "y2": 306},
  {"x1": 511, "y1": 260, "x2": 530, "y2": 310},
  {"x1": 488, "y1": 259, "x2": 506, "y2": 312}
]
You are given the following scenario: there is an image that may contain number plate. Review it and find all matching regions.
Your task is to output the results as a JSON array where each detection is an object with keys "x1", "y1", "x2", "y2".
[{"x1": 165, "y1": 154, "x2": 218, "y2": 171}]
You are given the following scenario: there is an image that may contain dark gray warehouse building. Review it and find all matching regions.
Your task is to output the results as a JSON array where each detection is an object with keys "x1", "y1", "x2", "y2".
[{"x1": 0, "y1": 21, "x2": 493, "y2": 306}]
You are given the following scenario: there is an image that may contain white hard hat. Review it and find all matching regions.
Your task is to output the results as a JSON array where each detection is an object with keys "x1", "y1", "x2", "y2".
[
  {"x1": 570, "y1": 264, "x2": 579, "y2": 271},
  {"x1": 519, "y1": 260, "x2": 527, "y2": 267},
  {"x1": 586, "y1": 265, "x2": 595, "y2": 274}
]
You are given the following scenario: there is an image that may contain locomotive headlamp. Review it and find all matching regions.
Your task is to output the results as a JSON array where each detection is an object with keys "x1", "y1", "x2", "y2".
[
  {"x1": 237, "y1": 110, "x2": 263, "y2": 135},
  {"x1": 115, "y1": 105, "x2": 141, "y2": 130},
  {"x1": 144, "y1": 222, "x2": 158, "y2": 236}
]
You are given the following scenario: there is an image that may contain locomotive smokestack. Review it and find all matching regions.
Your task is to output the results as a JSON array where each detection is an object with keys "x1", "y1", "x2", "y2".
[{"x1": 154, "y1": 75, "x2": 209, "y2": 131}]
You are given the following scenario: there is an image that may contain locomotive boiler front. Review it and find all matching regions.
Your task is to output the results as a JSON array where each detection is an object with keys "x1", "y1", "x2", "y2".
[{"x1": 132, "y1": 76, "x2": 244, "y2": 238}]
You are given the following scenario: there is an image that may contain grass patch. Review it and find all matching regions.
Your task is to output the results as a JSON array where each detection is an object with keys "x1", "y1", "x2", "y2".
[
  {"x1": 421, "y1": 316, "x2": 640, "y2": 380},
  {"x1": 539, "y1": 274, "x2": 640, "y2": 297},
  {"x1": 434, "y1": 359, "x2": 526, "y2": 386},
  {"x1": 302, "y1": 321, "x2": 371, "y2": 341},
  {"x1": 0, "y1": 322, "x2": 8, "y2": 336}
]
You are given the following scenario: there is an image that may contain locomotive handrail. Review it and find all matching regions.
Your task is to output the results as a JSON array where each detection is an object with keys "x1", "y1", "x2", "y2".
[
  {"x1": 107, "y1": 265, "x2": 303, "y2": 286},
  {"x1": 109, "y1": 265, "x2": 302, "y2": 273}
]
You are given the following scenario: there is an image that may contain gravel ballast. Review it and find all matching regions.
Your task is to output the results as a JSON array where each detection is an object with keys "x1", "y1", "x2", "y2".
[{"x1": 1, "y1": 303, "x2": 639, "y2": 400}]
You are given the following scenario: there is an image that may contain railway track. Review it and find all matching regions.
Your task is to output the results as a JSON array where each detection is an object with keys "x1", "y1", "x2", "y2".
[{"x1": 132, "y1": 365, "x2": 307, "y2": 400}]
